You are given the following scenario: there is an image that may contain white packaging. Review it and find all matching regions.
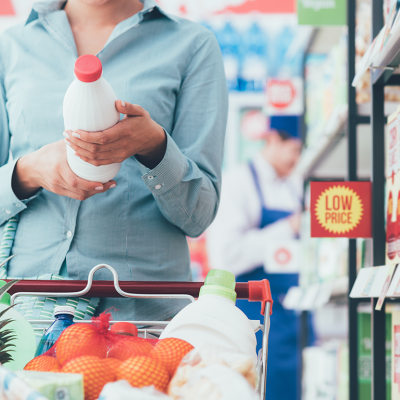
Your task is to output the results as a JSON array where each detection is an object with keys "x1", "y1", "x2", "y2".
[
  {"x1": 161, "y1": 270, "x2": 257, "y2": 361},
  {"x1": 64, "y1": 55, "x2": 121, "y2": 183},
  {"x1": 99, "y1": 380, "x2": 172, "y2": 400},
  {"x1": 170, "y1": 364, "x2": 259, "y2": 400},
  {"x1": 168, "y1": 343, "x2": 257, "y2": 398},
  {"x1": 160, "y1": 294, "x2": 257, "y2": 362}
]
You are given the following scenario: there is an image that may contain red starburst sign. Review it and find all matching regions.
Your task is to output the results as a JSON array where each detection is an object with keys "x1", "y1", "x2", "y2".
[{"x1": 310, "y1": 181, "x2": 372, "y2": 238}]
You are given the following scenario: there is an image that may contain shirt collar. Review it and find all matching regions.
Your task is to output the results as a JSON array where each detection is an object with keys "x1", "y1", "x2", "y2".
[{"x1": 26, "y1": 0, "x2": 178, "y2": 25}]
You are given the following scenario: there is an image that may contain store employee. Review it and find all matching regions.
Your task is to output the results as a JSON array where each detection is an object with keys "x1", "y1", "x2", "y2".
[
  {"x1": 0, "y1": 0, "x2": 228, "y2": 321},
  {"x1": 208, "y1": 116, "x2": 304, "y2": 400}
]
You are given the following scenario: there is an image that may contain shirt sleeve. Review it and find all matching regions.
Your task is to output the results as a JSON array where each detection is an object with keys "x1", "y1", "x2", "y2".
[
  {"x1": 0, "y1": 53, "x2": 41, "y2": 227},
  {"x1": 206, "y1": 172, "x2": 296, "y2": 276},
  {"x1": 135, "y1": 31, "x2": 228, "y2": 238}
]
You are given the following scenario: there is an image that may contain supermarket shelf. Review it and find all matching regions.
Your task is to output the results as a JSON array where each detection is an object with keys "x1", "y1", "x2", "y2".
[
  {"x1": 350, "y1": 264, "x2": 400, "y2": 299},
  {"x1": 331, "y1": 276, "x2": 349, "y2": 299},
  {"x1": 357, "y1": 101, "x2": 399, "y2": 116},
  {"x1": 371, "y1": 29, "x2": 400, "y2": 85},
  {"x1": 296, "y1": 105, "x2": 348, "y2": 178},
  {"x1": 298, "y1": 102, "x2": 398, "y2": 179},
  {"x1": 283, "y1": 276, "x2": 348, "y2": 311}
]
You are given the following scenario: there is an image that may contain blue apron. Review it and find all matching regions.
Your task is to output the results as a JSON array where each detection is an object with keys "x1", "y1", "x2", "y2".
[{"x1": 236, "y1": 161, "x2": 302, "y2": 400}]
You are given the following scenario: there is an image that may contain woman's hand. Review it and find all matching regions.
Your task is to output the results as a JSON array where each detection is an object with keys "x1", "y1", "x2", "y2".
[
  {"x1": 12, "y1": 140, "x2": 116, "y2": 201},
  {"x1": 65, "y1": 100, "x2": 167, "y2": 170}
]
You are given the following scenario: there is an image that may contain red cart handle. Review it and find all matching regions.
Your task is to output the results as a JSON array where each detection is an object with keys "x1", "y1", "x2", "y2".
[
  {"x1": 7, "y1": 280, "x2": 255, "y2": 298},
  {"x1": 7, "y1": 279, "x2": 273, "y2": 316},
  {"x1": 248, "y1": 280, "x2": 273, "y2": 316}
]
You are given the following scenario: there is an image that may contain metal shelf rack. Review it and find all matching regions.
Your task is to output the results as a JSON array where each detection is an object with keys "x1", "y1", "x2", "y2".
[
  {"x1": 302, "y1": 0, "x2": 390, "y2": 397},
  {"x1": 349, "y1": 0, "x2": 400, "y2": 398}
]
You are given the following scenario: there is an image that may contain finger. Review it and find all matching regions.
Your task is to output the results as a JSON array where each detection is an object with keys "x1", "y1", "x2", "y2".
[
  {"x1": 60, "y1": 163, "x2": 117, "y2": 192},
  {"x1": 65, "y1": 135, "x2": 123, "y2": 155},
  {"x1": 116, "y1": 100, "x2": 146, "y2": 117},
  {"x1": 75, "y1": 153, "x2": 120, "y2": 167},
  {"x1": 69, "y1": 127, "x2": 121, "y2": 146},
  {"x1": 65, "y1": 139, "x2": 119, "y2": 161},
  {"x1": 56, "y1": 186, "x2": 96, "y2": 201}
]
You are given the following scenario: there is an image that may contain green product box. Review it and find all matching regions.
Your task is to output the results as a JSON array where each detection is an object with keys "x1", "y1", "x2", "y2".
[
  {"x1": 16, "y1": 371, "x2": 84, "y2": 400},
  {"x1": 358, "y1": 312, "x2": 392, "y2": 400}
]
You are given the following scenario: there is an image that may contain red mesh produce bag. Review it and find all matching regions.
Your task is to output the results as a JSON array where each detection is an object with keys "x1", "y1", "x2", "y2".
[
  {"x1": 24, "y1": 312, "x2": 160, "y2": 400},
  {"x1": 42, "y1": 312, "x2": 158, "y2": 363},
  {"x1": 24, "y1": 312, "x2": 195, "y2": 399}
]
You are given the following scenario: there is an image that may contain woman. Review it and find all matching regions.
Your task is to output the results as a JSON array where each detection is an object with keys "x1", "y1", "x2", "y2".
[{"x1": 0, "y1": 0, "x2": 228, "y2": 321}]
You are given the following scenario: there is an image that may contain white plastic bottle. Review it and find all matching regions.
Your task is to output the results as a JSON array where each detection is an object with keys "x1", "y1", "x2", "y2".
[
  {"x1": 0, "y1": 281, "x2": 36, "y2": 370},
  {"x1": 64, "y1": 54, "x2": 121, "y2": 183},
  {"x1": 160, "y1": 270, "x2": 257, "y2": 361}
]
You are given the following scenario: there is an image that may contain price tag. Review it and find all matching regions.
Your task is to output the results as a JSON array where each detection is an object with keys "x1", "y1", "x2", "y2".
[
  {"x1": 362, "y1": 267, "x2": 380, "y2": 296},
  {"x1": 310, "y1": 182, "x2": 372, "y2": 238},
  {"x1": 376, "y1": 264, "x2": 397, "y2": 310}
]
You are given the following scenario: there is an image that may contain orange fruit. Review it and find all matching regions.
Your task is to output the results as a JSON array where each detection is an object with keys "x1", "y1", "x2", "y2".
[
  {"x1": 102, "y1": 357, "x2": 122, "y2": 380},
  {"x1": 150, "y1": 338, "x2": 194, "y2": 376},
  {"x1": 24, "y1": 356, "x2": 60, "y2": 372},
  {"x1": 55, "y1": 323, "x2": 107, "y2": 366},
  {"x1": 62, "y1": 355, "x2": 114, "y2": 400},
  {"x1": 107, "y1": 337, "x2": 153, "y2": 361},
  {"x1": 117, "y1": 356, "x2": 170, "y2": 393}
]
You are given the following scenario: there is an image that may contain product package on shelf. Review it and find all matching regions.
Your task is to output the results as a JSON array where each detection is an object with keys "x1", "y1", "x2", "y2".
[
  {"x1": 386, "y1": 107, "x2": 400, "y2": 265},
  {"x1": 302, "y1": 341, "x2": 348, "y2": 400},
  {"x1": 355, "y1": 0, "x2": 400, "y2": 104},
  {"x1": 392, "y1": 307, "x2": 400, "y2": 400},
  {"x1": 304, "y1": 32, "x2": 347, "y2": 149},
  {"x1": 300, "y1": 210, "x2": 319, "y2": 289},
  {"x1": 358, "y1": 306, "x2": 392, "y2": 400},
  {"x1": 299, "y1": 184, "x2": 350, "y2": 292}
]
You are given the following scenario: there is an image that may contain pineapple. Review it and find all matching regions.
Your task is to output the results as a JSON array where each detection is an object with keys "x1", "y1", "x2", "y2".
[{"x1": 0, "y1": 256, "x2": 20, "y2": 366}]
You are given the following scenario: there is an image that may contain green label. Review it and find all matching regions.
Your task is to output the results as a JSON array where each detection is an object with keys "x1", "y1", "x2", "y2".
[{"x1": 297, "y1": 0, "x2": 347, "y2": 26}]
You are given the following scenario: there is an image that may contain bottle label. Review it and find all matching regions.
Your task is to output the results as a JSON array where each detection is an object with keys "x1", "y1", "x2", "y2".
[{"x1": 55, "y1": 388, "x2": 70, "y2": 400}]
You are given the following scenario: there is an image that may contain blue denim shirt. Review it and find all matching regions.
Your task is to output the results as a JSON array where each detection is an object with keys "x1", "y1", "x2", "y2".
[{"x1": 0, "y1": 0, "x2": 228, "y2": 320}]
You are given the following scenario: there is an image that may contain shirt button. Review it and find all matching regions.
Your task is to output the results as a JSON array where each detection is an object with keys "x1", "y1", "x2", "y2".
[
  {"x1": 66, "y1": 231, "x2": 72, "y2": 238},
  {"x1": 155, "y1": 185, "x2": 162, "y2": 190},
  {"x1": 15, "y1": 204, "x2": 21, "y2": 207},
  {"x1": 148, "y1": 176, "x2": 154, "y2": 180},
  {"x1": 4, "y1": 210, "x2": 11, "y2": 215}
]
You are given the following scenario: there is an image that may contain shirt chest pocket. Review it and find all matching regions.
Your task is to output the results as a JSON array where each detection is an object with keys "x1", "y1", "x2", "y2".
[
  {"x1": 9, "y1": 74, "x2": 68, "y2": 151},
  {"x1": 21, "y1": 106, "x2": 65, "y2": 151}
]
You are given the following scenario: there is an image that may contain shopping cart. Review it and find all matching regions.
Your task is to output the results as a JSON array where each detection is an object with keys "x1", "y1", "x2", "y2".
[{"x1": 7, "y1": 264, "x2": 273, "y2": 399}]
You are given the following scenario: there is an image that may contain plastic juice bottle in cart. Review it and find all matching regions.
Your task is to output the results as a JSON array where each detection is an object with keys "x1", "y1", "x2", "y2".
[
  {"x1": 35, "y1": 306, "x2": 75, "y2": 357},
  {"x1": 160, "y1": 269, "x2": 257, "y2": 361},
  {"x1": 64, "y1": 54, "x2": 121, "y2": 183},
  {"x1": 387, "y1": 191, "x2": 397, "y2": 260},
  {"x1": 0, "y1": 281, "x2": 36, "y2": 370}
]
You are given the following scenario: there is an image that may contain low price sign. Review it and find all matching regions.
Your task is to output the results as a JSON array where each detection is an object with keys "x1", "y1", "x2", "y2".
[{"x1": 310, "y1": 182, "x2": 372, "y2": 238}]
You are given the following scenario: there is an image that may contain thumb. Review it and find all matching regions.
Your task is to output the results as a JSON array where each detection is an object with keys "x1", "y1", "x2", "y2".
[{"x1": 116, "y1": 100, "x2": 145, "y2": 117}]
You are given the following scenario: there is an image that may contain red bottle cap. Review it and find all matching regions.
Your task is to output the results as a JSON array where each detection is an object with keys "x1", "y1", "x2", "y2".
[
  {"x1": 74, "y1": 54, "x2": 102, "y2": 83},
  {"x1": 110, "y1": 322, "x2": 138, "y2": 337}
]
